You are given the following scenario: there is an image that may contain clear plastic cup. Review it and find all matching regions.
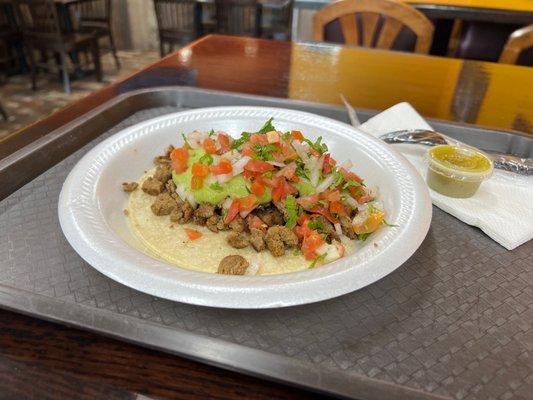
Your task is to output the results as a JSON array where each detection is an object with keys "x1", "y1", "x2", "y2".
[{"x1": 426, "y1": 145, "x2": 493, "y2": 198}]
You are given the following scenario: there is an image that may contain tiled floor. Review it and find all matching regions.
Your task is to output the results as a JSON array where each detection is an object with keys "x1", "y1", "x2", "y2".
[{"x1": 0, "y1": 50, "x2": 160, "y2": 141}]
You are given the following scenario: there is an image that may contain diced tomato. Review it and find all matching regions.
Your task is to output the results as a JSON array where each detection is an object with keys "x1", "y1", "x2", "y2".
[
  {"x1": 251, "y1": 180, "x2": 266, "y2": 197},
  {"x1": 250, "y1": 134, "x2": 268, "y2": 145},
  {"x1": 244, "y1": 159, "x2": 275, "y2": 173},
  {"x1": 291, "y1": 130, "x2": 304, "y2": 142},
  {"x1": 210, "y1": 158, "x2": 233, "y2": 175},
  {"x1": 241, "y1": 142, "x2": 254, "y2": 157},
  {"x1": 202, "y1": 138, "x2": 217, "y2": 154},
  {"x1": 311, "y1": 206, "x2": 339, "y2": 224},
  {"x1": 248, "y1": 215, "x2": 264, "y2": 230},
  {"x1": 329, "y1": 200, "x2": 347, "y2": 216},
  {"x1": 170, "y1": 147, "x2": 189, "y2": 173},
  {"x1": 185, "y1": 228, "x2": 202, "y2": 240},
  {"x1": 280, "y1": 143, "x2": 298, "y2": 161},
  {"x1": 323, "y1": 154, "x2": 336, "y2": 174},
  {"x1": 357, "y1": 193, "x2": 373, "y2": 204},
  {"x1": 271, "y1": 177, "x2": 297, "y2": 202},
  {"x1": 297, "y1": 213, "x2": 310, "y2": 226},
  {"x1": 191, "y1": 175, "x2": 204, "y2": 190},
  {"x1": 320, "y1": 189, "x2": 341, "y2": 202},
  {"x1": 278, "y1": 165, "x2": 296, "y2": 180},
  {"x1": 266, "y1": 131, "x2": 280, "y2": 143},
  {"x1": 297, "y1": 194, "x2": 319, "y2": 210},
  {"x1": 217, "y1": 133, "x2": 231, "y2": 153},
  {"x1": 237, "y1": 194, "x2": 257, "y2": 211},
  {"x1": 340, "y1": 167, "x2": 363, "y2": 184},
  {"x1": 309, "y1": 148, "x2": 320, "y2": 157},
  {"x1": 192, "y1": 162, "x2": 209, "y2": 177},
  {"x1": 301, "y1": 230, "x2": 325, "y2": 260},
  {"x1": 224, "y1": 200, "x2": 240, "y2": 224}
]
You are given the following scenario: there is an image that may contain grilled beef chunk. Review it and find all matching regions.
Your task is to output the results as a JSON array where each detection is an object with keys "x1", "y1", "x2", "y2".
[
  {"x1": 229, "y1": 215, "x2": 246, "y2": 232},
  {"x1": 249, "y1": 228, "x2": 266, "y2": 252},
  {"x1": 195, "y1": 204, "x2": 215, "y2": 219},
  {"x1": 154, "y1": 164, "x2": 173, "y2": 183},
  {"x1": 170, "y1": 201, "x2": 194, "y2": 223},
  {"x1": 122, "y1": 182, "x2": 138, "y2": 192},
  {"x1": 339, "y1": 215, "x2": 357, "y2": 239},
  {"x1": 206, "y1": 215, "x2": 220, "y2": 232},
  {"x1": 310, "y1": 215, "x2": 339, "y2": 242},
  {"x1": 151, "y1": 193, "x2": 177, "y2": 216},
  {"x1": 218, "y1": 255, "x2": 249, "y2": 275},
  {"x1": 142, "y1": 177, "x2": 164, "y2": 196},
  {"x1": 265, "y1": 225, "x2": 298, "y2": 257},
  {"x1": 256, "y1": 207, "x2": 284, "y2": 227},
  {"x1": 227, "y1": 232, "x2": 250, "y2": 249}
]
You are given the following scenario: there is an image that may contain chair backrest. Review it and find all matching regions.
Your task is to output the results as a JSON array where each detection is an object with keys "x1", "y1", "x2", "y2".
[
  {"x1": 499, "y1": 24, "x2": 533, "y2": 66},
  {"x1": 13, "y1": 0, "x2": 62, "y2": 41},
  {"x1": 153, "y1": 0, "x2": 198, "y2": 35},
  {"x1": 215, "y1": 0, "x2": 261, "y2": 37},
  {"x1": 76, "y1": 0, "x2": 111, "y2": 24},
  {"x1": 313, "y1": 0, "x2": 434, "y2": 54}
]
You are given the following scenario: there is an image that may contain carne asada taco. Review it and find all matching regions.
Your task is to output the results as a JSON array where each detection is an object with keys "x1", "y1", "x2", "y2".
[{"x1": 122, "y1": 118, "x2": 389, "y2": 276}]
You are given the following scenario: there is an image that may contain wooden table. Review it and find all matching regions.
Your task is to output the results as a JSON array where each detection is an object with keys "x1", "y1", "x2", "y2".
[{"x1": 0, "y1": 34, "x2": 532, "y2": 398}]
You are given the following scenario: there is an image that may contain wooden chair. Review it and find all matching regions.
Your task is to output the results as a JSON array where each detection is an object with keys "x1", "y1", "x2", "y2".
[
  {"x1": 313, "y1": 0, "x2": 434, "y2": 54},
  {"x1": 499, "y1": 25, "x2": 533, "y2": 66},
  {"x1": 72, "y1": 0, "x2": 120, "y2": 69},
  {"x1": 153, "y1": 0, "x2": 201, "y2": 57},
  {"x1": 14, "y1": 0, "x2": 102, "y2": 94},
  {"x1": 215, "y1": 0, "x2": 262, "y2": 38}
]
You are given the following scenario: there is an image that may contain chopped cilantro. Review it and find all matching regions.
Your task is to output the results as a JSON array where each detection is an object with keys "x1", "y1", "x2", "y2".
[
  {"x1": 343, "y1": 179, "x2": 361, "y2": 189},
  {"x1": 285, "y1": 195, "x2": 298, "y2": 229},
  {"x1": 304, "y1": 136, "x2": 328, "y2": 154},
  {"x1": 208, "y1": 129, "x2": 215, "y2": 137},
  {"x1": 258, "y1": 117, "x2": 276, "y2": 134},
  {"x1": 295, "y1": 163, "x2": 310, "y2": 179},
  {"x1": 331, "y1": 169, "x2": 344, "y2": 187},
  {"x1": 309, "y1": 253, "x2": 327, "y2": 268},
  {"x1": 253, "y1": 143, "x2": 277, "y2": 161},
  {"x1": 199, "y1": 153, "x2": 213, "y2": 165},
  {"x1": 181, "y1": 133, "x2": 190, "y2": 147},
  {"x1": 282, "y1": 131, "x2": 292, "y2": 141},
  {"x1": 308, "y1": 218, "x2": 324, "y2": 230},
  {"x1": 292, "y1": 248, "x2": 302, "y2": 256},
  {"x1": 210, "y1": 182, "x2": 223, "y2": 191},
  {"x1": 231, "y1": 132, "x2": 252, "y2": 149},
  {"x1": 382, "y1": 220, "x2": 398, "y2": 228},
  {"x1": 358, "y1": 232, "x2": 371, "y2": 241}
]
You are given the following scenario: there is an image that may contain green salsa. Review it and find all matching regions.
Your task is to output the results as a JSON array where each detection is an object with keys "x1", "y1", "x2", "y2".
[{"x1": 426, "y1": 145, "x2": 492, "y2": 198}]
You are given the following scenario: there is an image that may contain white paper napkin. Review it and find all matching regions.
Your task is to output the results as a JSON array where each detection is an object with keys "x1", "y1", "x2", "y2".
[{"x1": 358, "y1": 102, "x2": 533, "y2": 250}]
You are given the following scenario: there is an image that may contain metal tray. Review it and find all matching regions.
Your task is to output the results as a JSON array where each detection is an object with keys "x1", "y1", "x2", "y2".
[{"x1": 1, "y1": 87, "x2": 532, "y2": 400}]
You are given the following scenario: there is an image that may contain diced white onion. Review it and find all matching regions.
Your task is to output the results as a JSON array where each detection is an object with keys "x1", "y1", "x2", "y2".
[
  {"x1": 267, "y1": 161, "x2": 285, "y2": 167},
  {"x1": 292, "y1": 140, "x2": 309, "y2": 162},
  {"x1": 352, "y1": 209, "x2": 369, "y2": 226},
  {"x1": 368, "y1": 186, "x2": 379, "y2": 199},
  {"x1": 340, "y1": 160, "x2": 353, "y2": 170},
  {"x1": 309, "y1": 163, "x2": 320, "y2": 187},
  {"x1": 222, "y1": 198, "x2": 233, "y2": 209},
  {"x1": 371, "y1": 200, "x2": 384, "y2": 211},
  {"x1": 216, "y1": 173, "x2": 233, "y2": 184},
  {"x1": 232, "y1": 155, "x2": 251, "y2": 176},
  {"x1": 175, "y1": 184, "x2": 188, "y2": 202},
  {"x1": 315, "y1": 174, "x2": 335, "y2": 193},
  {"x1": 239, "y1": 208, "x2": 254, "y2": 219},
  {"x1": 334, "y1": 222, "x2": 343, "y2": 237},
  {"x1": 344, "y1": 195, "x2": 358, "y2": 209},
  {"x1": 187, "y1": 130, "x2": 206, "y2": 149},
  {"x1": 245, "y1": 257, "x2": 260, "y2": 275}
]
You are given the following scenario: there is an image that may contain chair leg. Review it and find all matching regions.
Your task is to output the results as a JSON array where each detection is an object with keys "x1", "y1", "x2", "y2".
[
  {"x1": 0, "y1": 101, "x2": 7, "y2": 121},
  {"x1": 27, "y1": 47, "x2": 38, "y2": 91},
  {"x1": 59, "y1": 52, "x2": 71, "y2": 94},
  {"x1": 90, "y1": 41, "x2": 103, "y2": 83},
  {"x1": 159, "y1": 40, "x2": 166, "y2": 57},
  {"x1": 108, "y1": 33, "x2": 121, "y2": 69}
]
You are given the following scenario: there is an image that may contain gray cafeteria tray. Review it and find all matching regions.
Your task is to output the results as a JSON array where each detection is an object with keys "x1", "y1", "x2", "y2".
[{"x1": 1, "y1": 87, "x2": 532, "y2": 400}]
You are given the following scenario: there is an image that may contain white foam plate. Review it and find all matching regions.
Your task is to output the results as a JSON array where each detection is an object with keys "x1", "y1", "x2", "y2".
[{"x1": 58, "y1": 107, "x2": 432, "y2": 309}]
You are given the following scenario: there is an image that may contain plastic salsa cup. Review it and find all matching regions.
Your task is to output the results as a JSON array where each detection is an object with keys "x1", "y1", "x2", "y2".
[{"x1": 426, "y1": 145, "x2": 493, "y2": 198}]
